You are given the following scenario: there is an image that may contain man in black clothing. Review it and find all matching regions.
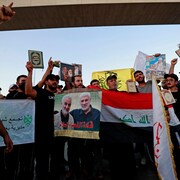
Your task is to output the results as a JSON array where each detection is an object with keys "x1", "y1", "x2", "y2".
[
  {"x1": 6, "y1": 84, "x2": 18, "y2": 98},
  {"x1": 25, "y1": 59, "x2": 59, "y2": 180}
]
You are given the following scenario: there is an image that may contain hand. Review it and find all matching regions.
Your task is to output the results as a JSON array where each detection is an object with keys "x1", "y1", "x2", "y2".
[
  {"x1": 48, "y1": 57, "x2": 54, "y2": 70},
  {"x1": 126, "y1": 79, "x2": 134, "y2": 84},
  {"x1": 53, "y1": 60, "x2": 60, "y2": 67},
  {"x1": 154, "y1": 53, "x2": 161, "y2": 57},
  {"x1": 0, "y1": 2, "x2": 15, "y2": 23},
  {"x1": 26, "y1": 61, "x2": 33, "y2": 73},
  {"x1": 171, "y1": 58, "x2": 178, "y2": 66},
  {"x1": 3, "y1": 134, "x2": 13, "y2": 153}
]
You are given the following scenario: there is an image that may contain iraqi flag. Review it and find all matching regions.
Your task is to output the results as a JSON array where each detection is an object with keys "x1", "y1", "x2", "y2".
[
  {"x1": 100, "y1": 90, "x2": 154, "y2": 143},
  {"x1": 101, "y1": 90, "x2": 153, "y2": 127}
]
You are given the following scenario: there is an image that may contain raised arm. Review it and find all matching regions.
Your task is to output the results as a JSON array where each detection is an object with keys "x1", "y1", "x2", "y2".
[
  {"x1": 0, "y1": 121, "x2": 13, "y2": 153},
  {"x1": 37, "y1": 57, "x2": 55, "y2": 88},
  {"x1": 0, "y1": 2, "x2": 15, "y2": 24},
  {"x1": 25, "y1": 61, "x2": 37, "y2": 98},
  {"x1": 169, "y1": 58, "x2": 178, "y2": 74}
]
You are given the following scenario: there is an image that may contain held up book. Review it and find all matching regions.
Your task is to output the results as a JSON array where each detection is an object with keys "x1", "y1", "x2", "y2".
[
  {"x1": 126, "y1": 81, "x2": 137, "y2": 93},
  {"x1": 161, "y1": 90, "x2": 176, "y2": 105},
  {"x1": 28, "y1": 50, "x2": 44, "y2": 69}
]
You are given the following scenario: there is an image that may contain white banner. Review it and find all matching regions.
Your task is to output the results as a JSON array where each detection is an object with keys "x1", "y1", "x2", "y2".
[
  {"x1": 0, "y1": 99, "x2": 35, "y2": 146},
  {"x1": 152, "y1": 76, "x2": 177, "y2": 180}
]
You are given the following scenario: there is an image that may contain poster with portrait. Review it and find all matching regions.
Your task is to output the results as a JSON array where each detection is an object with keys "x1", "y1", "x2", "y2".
[
  {"x1": 59, "y1": 62, "x2": 82, "y2": 82},
  {"x1": 145, "y1": 54, "x2": 166, "y2": 80},
  {"x1": 28, "y1": 50, "x2": 44, "y2": 69},
  {"x1": 59, "y1": 62, "x2": 74, "y2": 82},
  {"x1": 73, "y1": 64, "x2": 82, "y2": 76},
  {"x1": 54, "y1": 90, "x2": 102, "y2": 139}
]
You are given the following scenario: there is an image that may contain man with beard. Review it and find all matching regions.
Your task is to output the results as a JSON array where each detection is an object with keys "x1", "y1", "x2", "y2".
[
  {"x1": 63, "y1": 74, "x2": 86, "y2": 90},
  {"x1": 51, "y1": 95, "x2": 74, "y2": 179},
  {"x1": 134, "y1": 70, "x2": 152, "y2": 93},
  {"x1": 25, "y1": 60, "x2": 59, "y2": 180}
]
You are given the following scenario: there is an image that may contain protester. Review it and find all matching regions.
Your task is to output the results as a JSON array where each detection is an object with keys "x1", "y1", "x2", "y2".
[
  {"x1": 106, "y1": 75, "x2": 118, "y2": 91},
  {"x1": 7, "y1": 83, "x2": 18, "y2": 95},
  {"x1": 63, "y1": 74, "x2": 85, "y2": 90},
  {"x1": 100, "y1": 75, "x2": 137, "y2": 180},
  {"x1": 160, "y1": 58, "x2": 178, "y2": 90},
  {"x1": 87, "y1": 79, "x2": 101, "y2": 90},
  {"x1": 90, "y1": 79, "x2": 100, "y2": 87},
  {"x1": 25, "y1": 59, "x2": 59, "y2": 180}
]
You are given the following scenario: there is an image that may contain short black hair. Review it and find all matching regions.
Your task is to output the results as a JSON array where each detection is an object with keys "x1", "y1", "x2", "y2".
[
  {"x1": 16, "y1": 75, "x2": 27, "y2": 82},
  {"x1": 164, "y1": 73, "x2": 178, "y2": 82},
  {"x1": 134, "y1": 70, "x2": 143, "y2": 77},
  {"x1": 106, "y1": 75, "x2": 117, "y2": 82},
  {"x1": 90, "y1": 79, "x2": 99, "y2": 85},
  {"x1": 71, "y1": 75, "x2": 82, "y2": 83},
  {"x1": 45, "y1": 74, "x2": 60, "y2": 81}
]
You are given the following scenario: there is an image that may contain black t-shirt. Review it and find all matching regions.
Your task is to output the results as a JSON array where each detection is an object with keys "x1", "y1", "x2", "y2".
[
  {"x1": 34, "y1": 85, "x2": 55, "y2": 144},
  {"x1": 6, "y1": 90, "x2": 18, "y2": 99},
  {"x1": 172, "y1": 90, "x2": 180, "y2": 120},
  {"x1": 6, "y1": 91, "x2": 28, "y2": 99}
]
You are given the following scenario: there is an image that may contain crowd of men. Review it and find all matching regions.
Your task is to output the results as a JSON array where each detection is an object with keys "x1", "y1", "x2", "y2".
[{"x1": 0, "y1": 2, "x2": 180, "y2": 180}]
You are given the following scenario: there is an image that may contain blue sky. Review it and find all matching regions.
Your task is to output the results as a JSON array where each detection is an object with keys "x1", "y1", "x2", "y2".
[{"x1": 0, "y1": 24, "x2": 180, "y2": 95}]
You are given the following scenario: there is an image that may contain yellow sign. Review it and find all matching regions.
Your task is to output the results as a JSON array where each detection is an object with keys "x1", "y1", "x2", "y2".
[{"x1": 92, "y1": 68, "x2": 135, "y2": 91}]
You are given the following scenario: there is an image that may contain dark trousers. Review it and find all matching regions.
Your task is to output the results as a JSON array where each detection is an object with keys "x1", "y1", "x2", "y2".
[
  {"x1": 4, "y1": 145, "x2": 19, "y2": 180},
  {"x1": 50, "y1": 137, "x2": 68, "y2": 180},
  {"x1": 68, "y1": 138, "x2": 97, "y2": 179},
  {"x1": 35, "y1": 142, "x2": 52, "y2": 180},
  {"x1": 103, "y1": 142, "x2": 136, "y2": 180},
  {"x1": 17, "y1": 143, "x2": 34, "y2": 180}
]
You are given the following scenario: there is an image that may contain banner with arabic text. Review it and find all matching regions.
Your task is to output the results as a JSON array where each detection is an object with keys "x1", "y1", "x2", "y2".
[{"x1": 0, "y1": 100, "x2": 35, "y2": 146}]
